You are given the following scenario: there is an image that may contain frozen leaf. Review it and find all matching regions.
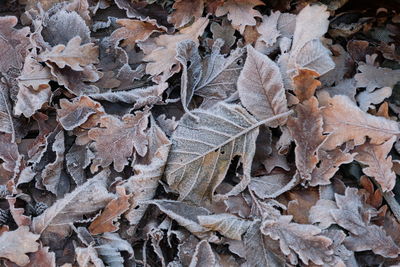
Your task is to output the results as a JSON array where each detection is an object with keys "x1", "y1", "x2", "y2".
[
  {"x1": 189, "y1": 240, "x2": 217, "y2": 267},
  {"x1": 320, "y1": 78, "x2": 357, "y2": 102},
  {"x1": 87, "y1": 83, "x2": 168, "y2": 109},
  {"x1": 195, "y1": 40, "x2": 244, "y2": 103},
  {"x1": 168, "y1": 0, "x2": 204, "y2": 28},
  {"x1": 320, "y1": 94, "x2": 399, "y2": 150},
  {"x1": 149, "y1": 200, "x2": 210, "y2": 236},
  {"x1": 249, "y1": 173, "x2": 298, "y2": 199},
  {"x1": 143, "y1": 17, "x2": 208, "y2": 78},
  {"x1": 331, "y1": 188, "x2": 400, "y2": 257},
  {"x1": 0, "y1": 226, "x2": 40, "y2": 266},
  {"x1": 198, "y1": 213, "x2": 252, "y2": 240},
  {"x1": 57, "y1": 96, "x2": 104, "y2": 131},
  {"x1": 95, "y1": 232, "x2": 134, "y2": 267},
  {"x1": 42, "y1": 131, "x2": 65, "y2": 195},
  {"x1": 88, "y1": 111, "x2": 149, "y2": 172},
  {"x1": 7, "y1": 196, "x2": 31, "y2": 227},
  {"x1": 76, "y1": 245, "x2": 104, "y2": 267},
  {"x1": 6, "y1": 246, "x2": 56, "y2": 267},
  {"x1": 215, "y1": 0, "x2": 264, "y2": 33},
  {"x1": 287, "y1": 97, "x2": 326, "y2": 180},
  {"x1": 39, "y1": 36, "x2": 99, "y2": 72},
  {"x1": 89, "y1": 187, "x2": 131, "y2": 235},
  {"x1": 309, "y1": 148, "x2": 355, "y2": 186},
  {"x1": 123, "y1": 120, "x2": 170, "y2": 226},
  {"x1": 353, "y1": 136, "x2": 396, "y2": 192},
  {"x1": 309, "y1": 199, "x2": 337, "y2": 229},
  {"x1": 210, "y1": 19, "x2": 236, "y2": 49},
  {"x1": 32, "y1": 169, "x2": 115, "y2": 236},
  {"x1": 66, "y1": 144, "x2": 95, "y2": 185},
  {"x1": 165, "y1": 102, "x2": 291, "y2": 204},
  {"x1": 356, "y1": 86, "x2": 392, "y2": 112},
  {"x1": 110, "y1": 19, "x2": 163, "y2": 49},
  {"x1": 355, "y1": 64, "x2": 400, "y2": 92},
  {"x1": 0, "y1": 134, "x2": 19, "y2": 172},
  {"x1": 41, "y1": 10, "x2": 90, "y2": 46},
  {"x1": 257, "y1": 12, "x2": 280, "y2": 47},
  {"x1": 0, "y1": 16, "x2": 31, "y2": 73},
  {"x1": 261, "y1": 215, "x2": 333, "y2": 265},
  {"x1": 237, "y1": 45, "x2": 288, "y2": 127}
]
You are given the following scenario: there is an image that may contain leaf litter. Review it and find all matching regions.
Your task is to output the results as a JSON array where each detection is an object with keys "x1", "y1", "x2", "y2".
[{"x1": 1, "y1": 0, "x2": 400, "y2": 266}]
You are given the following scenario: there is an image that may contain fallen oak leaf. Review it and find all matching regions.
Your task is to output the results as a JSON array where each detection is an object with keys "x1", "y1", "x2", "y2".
[
  {"x1": 89, "y1": 186, "x2": 131, "y2": 235},
  {"x1": 293, "y1": 69, "x2": 321, "y2": 102},
  {"x1": 0, "y1": 226, "x2": 40, "y2": 266},
  {"x1": 168, "y1": 0, "x2": 204, "y2": 28}
]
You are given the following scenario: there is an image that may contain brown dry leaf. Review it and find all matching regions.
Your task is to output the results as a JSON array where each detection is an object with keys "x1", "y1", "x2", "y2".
[
  {"x1": 189, "y1": 240, "x2": 217, "y2": 267},
  {"x1": 287, "y1": 97, "x2": 326, "y2": 180},
  {"x1": 6, "y1": 246, "x2": 56, "y2": 267},
  {"x1": 0, "y1": 226, "x2": 40, "y2": 266},
  {"x1": 32, "y1": 169, "x2": 115, "y2": 236},
  {"x1": 309, "y1": 148, "x2": 355, "y2": 186},
  {"x1": 319, "y1": 94, "x2": 399, "y2": 150},
  {"x1": 89, "y1": 187, "x2": 131, "y2": 235},
  {"x1": 39, "y1": 36, "x2": 99, "y2": 72},
  {"x1": 0, "y1": 134, "x2": 19, "y2": 173},
  {"x1": 261, "y1": 214, "x2": 333, "y2": 265},
  {"x1": 237, "y1": 45, "x2": 288, "y2": 127},
  {"x1": 7, "y1": 196, "x2": 31, "y2": 227},
  {"x1": 0, "y1": 16, "x2": 31, "y2": 73},
  {"x1": 143, "y1": 17, "x2": 208, "y2": 79},
  {"x1": 168, "y1": 0, "x2": 204, "y2": 28},
  {"x1": 65, "y1": 144, "x2": 94, "y2": 185},
  {"x1": 353, "y1": 136, "x2": 396, "y2": 192},
  {"x1": 249, "y1": 173, "x2": 298, "y2": 199},
  {"x1": 88, "y1": 111, "x2": 149, "y2": 172},
  {"x1": 331, "y1": 188, "x2": 400, "y2": 257},
  {"x1": 293, "y1": 69, "x2": 321, "y2": 102},
  {"x1": 197, "y1": 213, "x2": 252, "y2": 240},
  {"x1": 110, "y1": 19, "x2": 163, "y2": 49},
  {"x1": 57, "y1": 96, "x2": 105, "y2": 131},
  {"x1": 215, "y1": 0, "x2": 264, "y2": 33}
]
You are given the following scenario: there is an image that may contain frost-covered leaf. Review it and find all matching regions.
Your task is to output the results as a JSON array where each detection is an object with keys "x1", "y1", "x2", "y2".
[
  {"x1": 0, "y1": 16, "x2": 30, "y2": 73},
  {"x1": 319, "y1": 94, "x2": 399, "y2": 150},
  {"x1": 76, "y1": 245, "x2": 105, "y2": 267},
  {"x1": 148, "y1": 200, "x2": 210, "y2": 236},
  {"x1": 39, "y1": 36, "x2": 99, "y2": 72},
  {"x1": 32, "y1": 169, "x2": 115, "y2": 236},
  {"x1": 331, "y1": 188, "x2": 400, "y2": 257},
  {"x1": 88, "y1": 111, "x2": 149, "y2": 172},
  {"x1": 66, "y1": 144, "x2": 95, "y2": 185},
  {"x1": 353, "y1": 136, "x2": 397, "y2": 192},
  {"x1": 165, "y1": 102, "x2": 290, "y2": 204},
  {"x1": 355, "y1": 64, "x2": 400, "y2": 92},
  {"x1": 288, "y1": 97, "x2": 326, "y2": 180},
  {"x1": 261, "y1": 215, "x2": 333, "y2": 265},
  {"x1": 356, "y1": 86, "x2": 392, "y2": 112},
  {"x1": 42, "y1": 131, "x2": 65, "y2": 195},
  {"x1": 168, "y1": 0, "x2": 204, "y2": 28},
  {"x1": 87, "y1": 83, "x2": 168, "y2": 109},
  {"x1": 249, "y1": 173, "x2": 298, "y2": 199},
  {"x1": 89, "y1": 187, "x2": 130, "y2": 235},
  {"x1": 292, "y1": 69, "x2": 321, "y2": 102},
  {"x1": 215, "y1": 0, "x2": 264, "y2": 33},
  {"x1": 309, "y1": 199, "x2": 337, "y2": 229},
  {"x1": 143, "y1": 17, "x2": 208, "y2": 79},
  {"x1": 198, "y1": 213, "x2": 252, "y2": 240},
  {"x1": 94, "y1": 232, "x2": 134, "y2": 267},
  {"x1": 257, "y1": 12, "x2": 281, "y2": 47},
  {"x1": 0, "y1": 226, "x2": 40, "y2": 266},
  {"x1": 0, "y1": 134, "x2": 19, "y2": 173},
  {"x1": 123, "y1": 120, "x2": 170, "y2": 227},
  {"x1": 237, "y1": 45, "x2": 288, "y2": 126},
  {"x1": 189, "y1": 240, "x2": 217, "y2": 267}
]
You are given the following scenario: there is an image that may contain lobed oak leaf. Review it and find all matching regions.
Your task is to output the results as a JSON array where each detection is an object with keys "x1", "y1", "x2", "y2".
[
  {"x1": 0, "y1": 226, "x2": 40, "y2": 266},
  {"x1": 89, "y1": 187, "x2": 131, "y2": 235},
  {"x1": 143, "y1": 17, "x2": 208, "y2": 79},
  {"x1": 168, "y1": 0, "x2": 204, "y2": 28},
  {"x1": 293, "y1": 69, "x2": 321, "y2": 102},
  {"x1": 39, "y1": 36, "x2": 99, "y2": 72},
  {"x1": 215, "y1": 0, "x2": 264, "y2": 34},
  {"x1": 353, "y1": 136, "x2": 397, "y2": 192},
  {"x1": 309, "y1": 199, "x2": 337, "y2": 229},
  {"x1": 331, "y1": 188, "x2": 400, "y2": 257},
  {"x1": 238, "y1": 46, "x2": 288, "y2": 127},
  {"x1": 287, "y1": 97, "x2": 326, "y2": 180},
  {"x1": 355, "y1": 64, "x2": 400, "y2": 92},
  {"x1": 261, "y1": 215, "x2": 334, "y2": 265},
  {"x1": 256, "y1": 12, "x2": 281, "y2": 47},
  {"x1": 88, "y1": 111, "x2": 149, "y2": 172},
  {"x1": 5, "y1": 246, "x2": 56, "y2": 267},
  {"x1": 197, "y1": 213, "x2": 252, "y2": 240},
  {"x1": 356, "y1": 86, "x2": 392, "y2": 112},
  {"x1": 110, "y1": 19, "x2": 163, "y2": 49},
  {"x1": 319, "y1": 94, "x2": 399, "y2": 150},
  {"x1": 210, "y1": 19, "x2": 236, "y2": 49},
  {"x1": 0, "y1": 16, "x2": 31, "y2": 73}
]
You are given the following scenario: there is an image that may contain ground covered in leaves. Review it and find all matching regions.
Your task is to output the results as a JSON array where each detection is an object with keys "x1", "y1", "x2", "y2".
[{"x1": 1, "y1": 0, "x2": 400, "y2": 266}]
